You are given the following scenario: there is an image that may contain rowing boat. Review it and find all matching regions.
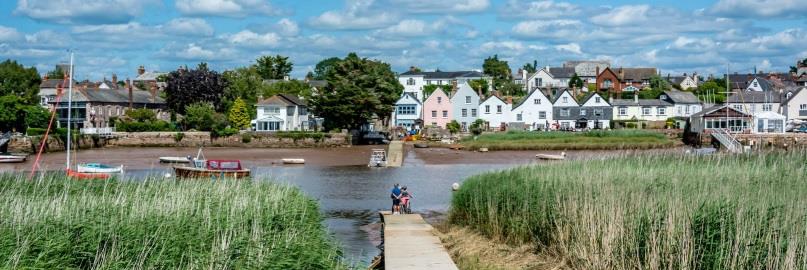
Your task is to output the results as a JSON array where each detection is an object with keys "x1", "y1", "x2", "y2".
[
  {"x1": 159, "y1": 156, "x2": 191, "y2": 163},
  {"x1": 0, "y1": 153, "x2": 27, "y2": 163},
  {"x1": 281, "y1": 158, "x2": 305, "y2": 164},
  {"x1": 535, "y1": 152, "x2": 566, "y2": 160},
  {"x1": 77, "y1": 163, "x2": 124, "y2": 173}
]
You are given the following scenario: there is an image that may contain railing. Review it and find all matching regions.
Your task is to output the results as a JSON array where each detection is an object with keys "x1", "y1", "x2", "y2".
[
  {"x1": 80, "y1": 127, "x2": 115, "y2": 136},
  {"x1": 711, "y1": 128, "x2": 743, "y2": 153}
]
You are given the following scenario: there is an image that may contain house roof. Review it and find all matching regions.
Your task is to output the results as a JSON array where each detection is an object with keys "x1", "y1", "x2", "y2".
[
  {"x1": 399, "y1": 70, "x2": 486, "y2": 79},
  {"x1": 611, "y1": 98, "x2": 672, "y2": 106},
  {"x1": 580, "y1": 92, "x2": 610, "y2": 106},
  {"x1": 727, "y1": 91, "x2": 784, "y2": 103},
  {"x1": 134, "y1": 71, "x2": 166, "y2": 81},
  {"x1": 49, "y1": 88, "x2": 165, "y2": 104},
  {"x1": 481, "y1": 94, "x2": 504, "y2": 104},
  {"x1": 690, "y1": 104, "x2": 748, "y2": 118},
  {"x1": 40, "y1": 79, "x2": 73, "y2": 89},
  {"x1": 397, "y1": 92, "x2": 422, "y2": 105},
  {"x1": 512, "y1": 89, "x2": 549, "y2": 110},
  {"x1": 256, "y1": 94, "x2": 307, "y2": 106},
  {"x1": 548, "y1": 67, "x2": 576, "y2": 78},
  {"x1": 750, "y1": 77, "x2": 774, "y2": 91},
  {"x1": 551, "y1": 89, "x2": 579, "y2": 105},
  {"x1": 667, "y1": 76, "x2": 687, "y2": 85},
  {"x1": 663, "y1": 90, "x2": 700, "y2": 104},
  {"x1": 620, "y1": 68, "x2": 657, "y2": 81},
  {"x1": 753, "y1": 111, "x2": 786, "y2": 119},
  {"x1": 784, "y1": 87, "x2": 806, "y2": 104}
]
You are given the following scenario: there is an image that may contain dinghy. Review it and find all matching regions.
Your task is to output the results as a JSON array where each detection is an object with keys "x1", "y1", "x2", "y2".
[
  {"x1": 77, "y1": 163, "x2": 124, "y2": 173},
  {"x1": 0, "y1": 153, "x2": 27, "y2": 163},
  {"x1": 67, "y1": 169, "x2": 111, "y2": 180},
  {"x1": 159, "y1": 156, "x2": 191, "y2": 163},
  {"x1": 281, "y1": 158, "x2": 305, "y2": 164},
  {"x1": 535, "y1": 152, "x2": 566, "y2": 160},
  {"x1": 368, "y1": 149, "x2": 387, "y2": 167}
]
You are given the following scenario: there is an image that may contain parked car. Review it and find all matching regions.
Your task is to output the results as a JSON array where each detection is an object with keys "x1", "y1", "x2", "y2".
[
  {"x1": 360, "y1": 131, "x2": 390, "y2": 145},
  {"x1": 795, "y1": 123, "x2": 807, "y2": 133}
]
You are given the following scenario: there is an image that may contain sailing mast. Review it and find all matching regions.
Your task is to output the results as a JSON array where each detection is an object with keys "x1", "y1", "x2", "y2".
[{"x1": 66, "y1": 52, "x2": 73, "y2": 170}]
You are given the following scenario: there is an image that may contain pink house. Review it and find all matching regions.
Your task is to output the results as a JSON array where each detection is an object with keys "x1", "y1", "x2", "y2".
[{"x1": 422, "y1": 88, "x2": 452, "y2": 128}]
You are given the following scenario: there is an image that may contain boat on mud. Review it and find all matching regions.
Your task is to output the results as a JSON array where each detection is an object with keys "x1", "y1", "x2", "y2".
[
  {"x1": 159, "y1": 156, "x2": 191, "y2": 163},
  {"x1": 535, "y1": 152, "x2": 566, "y2": 160},
  {"x1": 77, "y1": 163, "x2": 125, "y2": 173},
  {"x1": 174, "y1": 160, "x2": 251, "y2": 179},
  {"x1": 0, "y1": 153, "x2": 27, "y2": 163},
  {"x1": 281, "y1": 158, "x2": 305, "y2": 164},
  {"x1": 368, "y1": 149, "x2": 387, "y2": 167}
]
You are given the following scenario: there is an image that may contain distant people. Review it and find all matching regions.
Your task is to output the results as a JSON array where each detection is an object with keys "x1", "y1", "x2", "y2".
[
  {"x1": 400, "y1": 186, "x2": 413, "y2": 214},
  {"x1": 390, "y1": 183, "x2": 402, "y2": 214}
]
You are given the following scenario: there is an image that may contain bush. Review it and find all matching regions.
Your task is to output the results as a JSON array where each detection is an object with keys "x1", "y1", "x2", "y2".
[
  {"x1": 115, "y1": 119, "x2": 176, "y2": 132},
  {"x1": 125, "y1": 108, "x2": 157, "y2": 122},
  {"x1": 174, "y1": 132, "x2": 184, "y2": 142},
  {"x1": 213, "y1": 127, "x2": 238, "y2": 137},
  {"x1": 241, "y1": 133, "x2": 252, "y2": 143},
  {"x1": 26, "y1": 128, "x2": 46, "y2": 136},
  {"x1": 469, "y1": 119, "x2": 486, "y2": 136},
  {"x1": 182, "y1": 103, "x2": 217, "y2": 131}
]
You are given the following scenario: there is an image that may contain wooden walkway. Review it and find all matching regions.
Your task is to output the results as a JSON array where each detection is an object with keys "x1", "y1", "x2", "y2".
[
  {"x1": 381, "y1": 212, "x2": 458, "y2": 270},
  {"x1": 386, "y1": 141, "x2": 404, "y2": 167}
]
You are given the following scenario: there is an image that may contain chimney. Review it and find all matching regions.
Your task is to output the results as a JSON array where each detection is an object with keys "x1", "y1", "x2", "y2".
[
  {"x1": 128, "y1": 80, "x2": 133, "y2": 109},
  {"x1": 634, "y1": 93, "x2": 638, "y2": 104},
  {"x1": 596, "y1": 66, "x2": 600, "y2": 76},
  {"x1": 618, "y1": 67, "x2": 624, "y2": 80},
  {"x1": 283, "y1": 75, "x2": 290, "y2": 81},
  {"x1": 138, "y1": 65, "x2": 145, "y2": 75},
  {"x1": 112, "y1": 74, "x2": 117, "y2": 87},
  {"x1": 608, "y1": 96, "x2": 613, "y2": 104}
]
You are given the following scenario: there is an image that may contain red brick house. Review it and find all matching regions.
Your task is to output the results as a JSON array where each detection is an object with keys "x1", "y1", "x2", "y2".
[{"x1": 597, "y1": 67, "x2": 658, "y2": 94}]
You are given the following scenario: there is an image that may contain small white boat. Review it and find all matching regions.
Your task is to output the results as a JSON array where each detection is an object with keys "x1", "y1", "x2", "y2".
[
  {"x1": 159, "y1": 156, "x2": 191, "y2": 163},
  {"x1": 535, "y1": 152, "x2": 566, "y2": 160},
  {"x1": 281, "y1": 158, "x2": 305, "y2": 164},
  {"x1": 368, "y1": 149, "x2": 387, "y2": 167},
  {"x1": 77, "y1": 163, "x2": 124, "y2": 173},
  {"x1": 0, "y1": 154, "x2": 27, "y2": 163}
]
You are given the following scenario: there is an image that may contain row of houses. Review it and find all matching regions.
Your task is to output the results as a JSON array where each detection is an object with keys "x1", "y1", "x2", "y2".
[{"x1": 391, "y1": 82, "x2": 705, "y2": 132}]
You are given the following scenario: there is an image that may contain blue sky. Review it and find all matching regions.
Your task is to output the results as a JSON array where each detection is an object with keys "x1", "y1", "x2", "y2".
[{"x1": 1, "y1": 0, "x2": 806, "y2": 81}]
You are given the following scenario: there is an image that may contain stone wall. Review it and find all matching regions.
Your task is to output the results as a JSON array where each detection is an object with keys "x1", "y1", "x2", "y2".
[
  {"x1": 7, "y1": 131, "x2": 351, "y2": 153},
  {"x1": 697, "y1": 132, "x2": 807, "y2": 149}
]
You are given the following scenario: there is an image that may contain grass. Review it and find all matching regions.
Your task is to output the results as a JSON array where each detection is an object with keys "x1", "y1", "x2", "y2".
[
  {"x1": 460, "y1": 130, "x2": 675, "y2": 151},
  {"x1": 0, "y1": 174, "x2": 350, "y2": 269},
  {"x1": 450, "y1": 152, "x2": 807, "y2": 269}
]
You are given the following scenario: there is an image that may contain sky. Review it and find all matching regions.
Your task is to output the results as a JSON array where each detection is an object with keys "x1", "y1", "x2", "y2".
[{"x1": 1, "y1": 0, "x2": 806, "y2": 81}]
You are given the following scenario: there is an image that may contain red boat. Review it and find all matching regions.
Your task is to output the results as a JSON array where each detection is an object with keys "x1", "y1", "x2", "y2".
[{"x1": 173, "y1": 160, "x2": 251, "y2": 179}]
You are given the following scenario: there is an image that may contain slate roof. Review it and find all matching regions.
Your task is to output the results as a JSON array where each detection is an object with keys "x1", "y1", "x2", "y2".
[
  {"x1": 50, "y1": 88, "x2": 165, "y2": 105},
  {"x1": 750, "y1": 77, "x2": 774, "y2": 91},
  {"x1": 40, "y1": 79, "x2": 73, "y2": 89},
  {"x1": 666, "y1": 76, "x2": 687, "y2": 85},
  {"x1": 548, "y1": 67, "x2": 576, "y2": 78},
  {"x1": 397, "y1": 92, "x2": 422, "y2": 105},
  {"x1": 663, "y1": 91, "x2": 700, "y2": 104},
  {"x1": 134, "y1": 71, "x2": 166, "y2": 81},
  {"x1": 690, "y1": 105, "x2": 749, "y2": 118},
  {"x1": 620, "y1": 68, "x2": 657, "y2": 81},
  {"x1": 399, "y1": 70, "x2": 486, "y2": 79},
  {"x1": 727, "y1": 91, "x2": 784, "y2": 103},
  {"x1": 611, "y1": 99, "x2": 672, "y2": 106},
  {"x1": 580, "y1": 92, "x2": 610, "y2": 106}
]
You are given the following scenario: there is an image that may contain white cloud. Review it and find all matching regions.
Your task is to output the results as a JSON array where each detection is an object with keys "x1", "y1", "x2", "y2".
[
  {"x1": 228, "y1": 30, "x2": 282, "y2": 47},
  {"x1": 389, "y1": 0, "x2": 490, "y2": 13},
  {"x1": 15, "y1": 0, "x2": 158, "y2": 24},
  {"x1": 511, "y1": 20, "x2": 582, "y2": 40},
  {"x1": 374, "y1": 19, "x2": 449, "y2": 37},
  {"x1": 499, "y1": 0, "x2": 580, "y2": 19},
  {"x1": 667, "y1": 36, "x2": 717, "y2": 52},
  {"x1": 162, "y1": 43, "x2": 236, "y2": 61},
  {"x1": 275, "y1": 19, "x2": 300, "y2": 37},
  {"x1": 309, "y1": 0, "x2": 397, "y2": 30},
  {"x1": 0, "y1": 26, "x2": 23, "y2": 42},
  {"x1": 175, "y1": 0, "x2": 279, "y2": 17},
  {"x1": 555, "y1": 43, "x2": 582, "y2": 54},
  {"x1": 162, "y1": 18, "x2": 214, "y2": 37},
  {"x1": 710, "y1": 0, "x2": 807, "y2": 18},
  {"x1": 590, "y1": 5, "x2": 651, "y2": 27}
]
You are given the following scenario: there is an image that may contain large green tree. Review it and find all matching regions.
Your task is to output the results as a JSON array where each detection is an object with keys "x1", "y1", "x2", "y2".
[
  {"x1": 228, "y1": 97, "x2": 251, "y2": 129},
  {"x1": 0, "y1": 59, "x2": 41, "y2": 104},
  {"x1": 255, "y1": 55, "x2": 293, "y2": 80},
  {"x1": 222, "y1": 66, "x2": 266, "y2": 117},
  {"x1": 311, "y1": 57, "x2": 341, "y2": 80},
  {"x1": 468, "y1": 79, "x2": 489, "y2": 96},
  {"x1": 47, "y1": 67, "x2": 66, "y2": 80},
  {"x1": 264, "y1": 80, "x2": 313, "y2": 98},
  {"x1": 308, "y1": 53, "x2": 403, "y2": 130},
  {"x1": 522, "y1": 60, "x2": 538, "y2": 73},
  {"x1": 482, "y1": 55, "x2": 512, "y2": 89},
  {"x1": 165, "y1": 63, "x2": 228, "y2": 114}
]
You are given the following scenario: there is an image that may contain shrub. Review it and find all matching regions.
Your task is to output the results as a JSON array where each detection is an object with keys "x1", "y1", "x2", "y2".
[
  {"x1": 213, "y1": 127, "x2": 238, "y2": 137},
  {"x1": 174, "y1": 132, "x2": 184, "y2": 142},
  {"x1": 115, "y1": 119, "x2": 176, "y2": 132},
  {"x1": 125, "y1": 108, "x2": 157, "y2": 122},
  {"x1": 241, "y1": 133, "x2": 252, "y2": 143},
  {"x1": 26, "y1": 127, "x2": 46, "y2": 136},
  {"x1": 469, "y1": 119, "x2": 486, "y2": 136},
  {"x1": 447, "y1": 120, "x2": 461, "y2": 134}
]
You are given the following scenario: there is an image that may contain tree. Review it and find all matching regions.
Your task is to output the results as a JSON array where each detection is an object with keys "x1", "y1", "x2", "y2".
[
  {"x1": 182, "y1": 103, "x2": 216, "y2": 131},
  {"x1": 0, "y1": 59, "x2": 41, "y2": 105},
  {"x1": 468, "y1": 79, "x2": 489, "y2": 96},
  {"x1": 522, "y1": 60, "x2": 538, "y2": 73},
  {"x1": 125, "y1": 108, "x2": 157, "y2": 122},
  {"x1": 568, "y1": 73, "x2": 584, "y2": 89},
  {"x1": 498, "y1": 81, "x2": 524, "y2": 96},
  {"x1": 255, "y1": 55, "x2": 293, "y2": 80},
  {"x1": 446, "y1": 120, "x2": 460, "y2": 135},
  {"x1": 228, "y1": 97, "x2": 251, "y2": 129},
  {"x1": 469, "y1": 119, "x2": 486, "y2": 136},
  {"x1": 649, "y1": 75, "x2": 670, "y2": 90},
  {"x1": 165, "y1": 63, "x2": 228, "y2": 114},
  {"x1": 264, "y1": 80, "x2": 313, "y2": 98},
  {"x1": 222, "y1": 67, "x2": 266, "y2": 117},
  {"x1": 483, "y1": 55, "x2": 512, "y2": 89},
  {"x1": 308, "y1": 53, "x2": 403, "y2": 131},
  {"x1": 423, "y1": 85, "x2": 448, "y2": 98},
  {"x1": 24, "y1": 105, "x2": 51, "y2": 130},
  {"x1": 311, "y1": 57, "x2": 341, "y2": 80}
]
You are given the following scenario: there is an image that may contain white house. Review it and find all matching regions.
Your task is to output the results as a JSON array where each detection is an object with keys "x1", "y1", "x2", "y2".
[
  {"x1": 753, "y1": 111, "x2": 786, "y2": 133},
  {"x1": 392, "y1": 92, "x2": 422, "y2": 130},
  {"x1": 726, "y1": 91, "x2": 783, "y2": 116},
  {"x1": 659, "y1": 91, "x2": 702, "y2": 128},
  {"x1": 398, "y1": 68, "x2": 489, "y2": 101},
  {"x1": 612, "y1": 95, "x2": 674, "y2": 122},
  {"x1": 525, "y1": 68, "x2": 556, "y2": 93},
  {"x1": 783, "y1": 87, "x2": 807, "y2": 121},
  {"x1": 564, "y1": 60, "x2": 610, "y2": 84},
  {"x1": 450, "y1": 82, "x2": 481, "y2": 132},
  {"x1": 511, "y1": 89, "x2": 554, "y2": 131},
  {"x1": 478, "y1": 95, "x2": 511, "y2": 131},
  {"x1": 254, "y1": 94, "x2": 310, "y2": 131},
  {"x1": 551, "y1": 90, "x2": 581, "y2": 129},
  {"x1": 746, "y1": 77, "x2": 774, "y2": 92},
  {"x1": 666, "y1": 73, "x2": 699, "y2": 90}
]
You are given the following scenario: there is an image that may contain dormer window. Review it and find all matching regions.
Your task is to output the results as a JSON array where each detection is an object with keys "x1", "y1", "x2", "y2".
[
  {"x1": 562, "y1": 96, "x2": 568, "y2": 103},
  {"x1": 659, "y1": 95, "x2": 666, "y2": 100}
]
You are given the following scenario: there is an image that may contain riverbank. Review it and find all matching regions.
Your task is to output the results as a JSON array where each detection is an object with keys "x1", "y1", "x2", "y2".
[
  {"x1": 448, "y1": 151, "x2": 807, "y2": 269},
  {"x1": 0, "y1": 174, "x2": 349, "y2": 269},
  {"x1": 459, "y1": 130, "x2": 677, "y2": 151}
]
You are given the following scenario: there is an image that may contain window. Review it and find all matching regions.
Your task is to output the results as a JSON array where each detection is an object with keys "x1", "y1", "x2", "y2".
[
  {"x1": 287, "y1": 106, "x2": 295, "y2": 116},
  {"x1": 800, "y1": 104, "x2": 807, "y2": 110},
  {"x1": 517, "y1": 113, "x2": 523, "y2": 121},
  {"x1": 465, "y1": 96, "x2": 471, "y2": 104},
  {"x1": 437, "y1": 97, "x2": 442, "y2": 103},
  {"x1": 485, "y1": 105, "x2": 490, "y2": 113},
  {"x1": 259, "y1": 121, "x2": 281, "y2": 131},
  {"x1": 539, "y1": 111, "x2": 546, "y2": 119},
  {"x1": 561, "y1": 122, "x2": 569, "y2": 129},
  {"x1": 753, "y1": 81, "x2": 759, "y2": 88},
  {"x1": 438, "y1": 80, "x2": 443, "y2": 85},
  {"x1": 560, "y1": 108, "x2": 570, "y2": 117},
  {"x1": 762, "y1": 104, "x2": 772, "y2": 111},
  {"x1": 594, "y1": 109, "x2": 603, "y2": 116},
  {"x1": 461, "y1": 109, "x2": 467, "y2": 117},
  {"x1": 536, "y1": 78, "x2": 543, "y2": 86},
  {"x1": 685, "y1": 106, "x2": 690, "y2": 115},
  {"x1": 397, "y1": 105, "x2": 416, "y2": 115},
  {"x1": 534, "y1": 99, "x2": 541, "y2": 104},
  {"x1": 265, "y1": 106, "x2": 280, "y2": 115},
  {"x1": 426, "y1": 80, "x2": 432, "y2": 85},
  {"x1": 733, "y1": 105, "x2": 743, "y2": 111},
  {"x1": 431, "y1": 110, "x2": 437, "y2": 117},
  {"x1": 407, "y1": 78, "x2": 415, "y2": 85},
  {"x1": 471, "y1": 109, "x2": 477, "y2": 117},
  {"x1": 562, "y1": 97, "x2": 568, "y2": 103},
  {"x1": 496, "y1": 105, "x2": 502, "y2": 113},
  {"x1": 442, "y1": 110, "x2": 448, "y2": 118},
  {"x1": 580, "y1": 109, "x2": 587, "y2": 116},
  {"x1": 619, "y1": 107, "x2": 627, "y2": 115},
  {"x1": 642, "y1": 107, "x2": 651, "y2": 115},
  {"x1": 595, "y1": 97, "x2": 601, "y2": 103},
  {"x1": 603, "y1": 79, "x2": 613, "y2": 88},
  {"x1": 657, "y1": 107, "x2": 666, "y2": 115}
]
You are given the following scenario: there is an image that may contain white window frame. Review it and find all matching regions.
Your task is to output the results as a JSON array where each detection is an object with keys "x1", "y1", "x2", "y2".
[
  {"x1": 642, "y1": 107, "x2": 651, "y2": 115},
  {"x1": 538, "y1": 111, "x2": 546, "y2": 119},
  {"x1": 496, "y1": 105, "x2": 502, "y2": 114},
  {"x1": 461, "y1": 109, "x2": 467, "y2": 117},
  {"x1": 442, "y1": 110, "x2": 448, "y2": 118},
  {"x1": 619, "y1": 107, "x2": 627, "y2": 116},
  {"x1": 485, "y1": 105, "x2": 490, "y2": 114},
  {"x1": 465, "y1": 96, "x2": 471, "y2": 104},
  {"x1": 657, "y1": 107, "x2": 666, "y2": 115}
]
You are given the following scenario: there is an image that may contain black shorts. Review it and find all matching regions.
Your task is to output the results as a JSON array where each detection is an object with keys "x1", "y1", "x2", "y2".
[{"x1": 392, "y1": 199, "x2": 401, "y2": 206}]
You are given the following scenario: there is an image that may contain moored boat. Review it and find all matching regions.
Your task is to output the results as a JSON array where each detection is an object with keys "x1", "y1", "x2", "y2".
[
  {"x1": 77, "y1": 163, "x2": 124, "y2": 173},
  {"x1": 67, "y1": 169, "x2": 111, "y2": 180},
  {"x1": 174, "y1": 160, "x2": 251, "y2": 179},
  {"x1": 159, "y1": 156, "x2": 191, "y2": 163},
  {"x1": 536, "y1": 152, "x2": 566, "y2": 160},
  {"x1": 413, "y1": 143, "x2": 429, "y2": 148},
  {"x1": 368, "y1": 149, "x2": 387, "y2": 167},
  {"x1": 0, "y1": 153, "x2": 27, "y2": 163},
  {"x1": 281, "y1": 158, "x2": 305, "y2": 164}
]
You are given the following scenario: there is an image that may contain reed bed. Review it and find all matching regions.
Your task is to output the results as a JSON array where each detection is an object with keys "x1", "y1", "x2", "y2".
[
  {"x1": 0, "y1": 174, "x2": 349, "y2": 269},
  {"x1": 461, "y1": 130, "x2": 674, "y2": 151},
  {"x1": 450, "y1": 152, "x2": 807, "y2": 269}
]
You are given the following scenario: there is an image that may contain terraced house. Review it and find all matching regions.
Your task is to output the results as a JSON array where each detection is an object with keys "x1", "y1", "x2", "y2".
[
  {"x1": 612, "y1": 95, "x2": 673, "y2": 128},
  {"x1": 398, "y1": 68, "x2": 490, "y2": 101},
  {"x1": 450, "y1": 83, "x2": 481, "y2": 131},
  {"x1": 392, "y1": 92, "x2": 422, "y2": 131}
]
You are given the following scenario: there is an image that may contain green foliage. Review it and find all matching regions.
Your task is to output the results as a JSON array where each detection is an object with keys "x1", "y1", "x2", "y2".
[
  {"x1": 0, "y1": 60, "x2": 41, "y2": 105},
  {"x1": 115, "y1": 108, "x2": 174, "y2": 132},
  {"x1": 483, "y1": 55, "x2": 512, "y2": 89},
  {"x1": 522, "y1": 60, "x2": 538, "y2": 73},
  {"x1": 308, "y1": 53, "x2": 402, "y2": 130},
  {"x1": 649, "y1": 74, "x2": 671, "y2": 90},
  {"x1": 423, "y1": 85, "x2": 449, "y2": 98},
  {"x1": 47, "y1": 67, "x2": 65, "y2": 80},
  {"x1": 497, "y1": 81, "x2": 524, "y2": 97},
  {"x1": 174, "y1": 132, "x2": 184, "y2": 142},
  {"x1": 447, "y1": 120, "x2": 461, "y2": 134},
  {"x1": 469, "y1": 119, "x2": 486, "y2": 136},
  {"x1": 0, "y1": 175, "x2": 349, "y2": 269},
  {"x1": 275, "y1": 131, "x2": 327, "y2": 141},
  {"x1": 222, "y1": 66, "x2": 265, "y2": 117},
  {"x1": 569, "y1": 73, "x2": 585, "y2": 89},
  {"x1": 227, "y1": 97, "x2": 251, "y2": 129},
  {"x1": 695, "y1": 80, "x2": 727, "y2": 103},
  {"x1": 23, "y1": 105, "x2": 52, "y2": 130},
  {"x1": 450, "y1": 152, "x2": 807, "y2": 269},
  {"x1": 241, "y1": 133, "x2": 252, "y2": 143},
  {"x1": 264, "y1": 79, "x2": 312, "y2": 98},
  {"x1": 213, "y1": 127, "x2": 238, "y2": 137},
  {"x1": 311, "y1": 57, "x2": 341, "y2": 80},
  {"x1": 468, "y1": 79, "x2": 489, "y2": 96},
  {"x1": 125, "y1": 108, "x2": 156, "y2": 122},
  {"x1": 255, "y1": 55, "x2": 293, "y2": 80},
  {"x1": 165, "y1": 63, "x2": 227, "y2": 114},
  {"x1": 182, "y1": 103, "x2": 217, "y2": 131},
  {"x1": 461, "y1": 130, "x2": 672, "y2": 150}
]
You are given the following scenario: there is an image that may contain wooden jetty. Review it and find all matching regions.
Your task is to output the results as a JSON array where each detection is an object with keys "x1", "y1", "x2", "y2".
[{"x1": 379, "y1": 211, "x2": 458, "y2": 270}]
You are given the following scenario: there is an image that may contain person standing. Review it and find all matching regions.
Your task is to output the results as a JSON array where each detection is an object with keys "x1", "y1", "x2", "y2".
[{"x1": 390, "y1": 183, "x2": 402, "y2": 214}]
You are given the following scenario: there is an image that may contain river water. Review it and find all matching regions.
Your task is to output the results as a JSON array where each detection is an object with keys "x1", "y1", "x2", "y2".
[{"x1": 1, "y1": 145, "x2": 684, "y2": 265}]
